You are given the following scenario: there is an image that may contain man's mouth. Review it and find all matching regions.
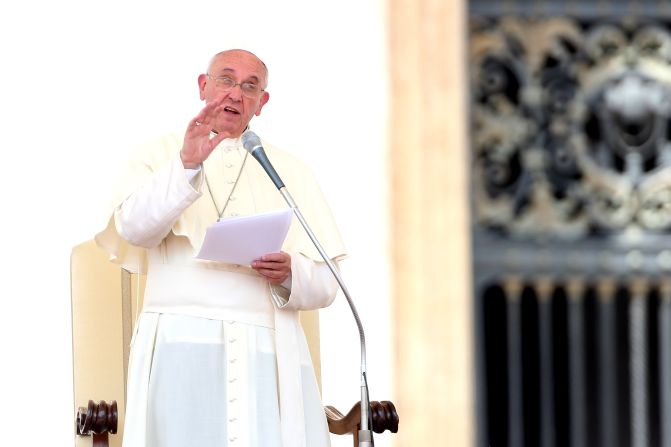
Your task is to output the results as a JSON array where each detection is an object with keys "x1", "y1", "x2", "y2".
[{"x1": 224, "y1": 106, "x2": 240, "y2": 115}]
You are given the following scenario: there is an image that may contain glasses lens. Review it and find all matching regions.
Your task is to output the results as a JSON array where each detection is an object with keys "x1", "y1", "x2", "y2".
[
  {"x1": 241, "y1": 83, "x2": 261, "y2": 98},
  {"x1": 215, "y1": 77, "x2": 236, "y2": 89}
]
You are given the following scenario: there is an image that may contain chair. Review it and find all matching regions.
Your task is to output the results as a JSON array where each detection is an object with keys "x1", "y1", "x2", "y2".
[{"x1": 71, "y1": 240, "x2": 397, "y2": 447}]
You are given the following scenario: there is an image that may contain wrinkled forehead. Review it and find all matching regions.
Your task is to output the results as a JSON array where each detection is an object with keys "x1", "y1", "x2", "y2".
[{"x1": 208, "y1": 50, "x2": 268, "y2": 85}]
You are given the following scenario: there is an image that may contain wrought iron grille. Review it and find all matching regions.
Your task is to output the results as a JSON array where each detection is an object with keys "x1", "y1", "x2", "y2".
[{"x1": 470, "y1": 2, "x2": 671, "y2": 446}]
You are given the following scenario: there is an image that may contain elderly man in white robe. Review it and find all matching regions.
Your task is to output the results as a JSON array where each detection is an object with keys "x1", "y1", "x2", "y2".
[{"x1": 96, "y1": 49, "x2": 346, "y2": 447}]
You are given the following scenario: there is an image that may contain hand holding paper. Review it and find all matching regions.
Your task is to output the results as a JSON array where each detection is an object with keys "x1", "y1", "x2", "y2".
[
  {"x1": 251, "y1": 251, "x2": 292, "y2": 285},
  {"x1": 196, "y1": 209, "x2": 293, "y2": 265}
]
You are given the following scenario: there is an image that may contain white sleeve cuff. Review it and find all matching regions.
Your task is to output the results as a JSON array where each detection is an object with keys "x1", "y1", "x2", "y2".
[
  {"x1": 184, "y1": 165, "x2": 202, "y2": 185},
  {"x1": 270, "y1": 283, "x2": 291, "y2": 308}
]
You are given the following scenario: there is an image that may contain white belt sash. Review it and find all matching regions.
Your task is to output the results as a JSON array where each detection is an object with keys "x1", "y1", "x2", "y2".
[{"x1": 142, "y1": 263, "x2": 307, "y2": 447}]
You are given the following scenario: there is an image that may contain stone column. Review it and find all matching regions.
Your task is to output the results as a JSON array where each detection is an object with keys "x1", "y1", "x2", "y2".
[{"x1": 389, "y1": 0, "x2": 473, "y2": 445}]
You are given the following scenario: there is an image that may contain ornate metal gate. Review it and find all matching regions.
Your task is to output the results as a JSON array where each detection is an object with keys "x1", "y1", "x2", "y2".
[{"x1": 470, "y1": 2, "x2": 671, "y2": 446}]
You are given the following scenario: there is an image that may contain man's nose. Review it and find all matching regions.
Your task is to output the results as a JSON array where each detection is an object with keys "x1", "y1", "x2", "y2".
[{"x1": 227, "y1": 84, "x2": 244, "y2": 100}]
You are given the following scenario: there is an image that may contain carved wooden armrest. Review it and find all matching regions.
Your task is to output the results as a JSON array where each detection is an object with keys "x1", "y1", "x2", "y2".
[
  {"x1": 74, "y1": 398, "x2": 398, "y2": 446},
  {"x1": 325, "y1": 400, "x2": 399, "y2": 445},
  {"x1": 76, "y1": 400, "x2": 118, "y2": 447}
]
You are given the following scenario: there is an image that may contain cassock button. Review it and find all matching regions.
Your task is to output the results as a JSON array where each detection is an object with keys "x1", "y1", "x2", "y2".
[
  {"x1": 229, "y1": 436, "x2": 237, "y2": 442},
  {"x1": 226, "y1": 163, "x2": 234, "y2": 168},
  {"x1": 229, "y1": 378, "x2": 237, "y2": 383},
  {"x1": 229, "y1": 397, "x2": 237, "y2": 403}
]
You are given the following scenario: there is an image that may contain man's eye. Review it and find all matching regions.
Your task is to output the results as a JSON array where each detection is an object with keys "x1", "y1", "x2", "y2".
[{"x1": 242, "y1": 83, "x2": 258, "y2": 91}]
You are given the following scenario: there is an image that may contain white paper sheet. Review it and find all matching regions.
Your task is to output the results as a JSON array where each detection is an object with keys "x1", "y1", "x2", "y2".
[{"x1": 196, "y1": 208, "x2": 294, "y2": 265}]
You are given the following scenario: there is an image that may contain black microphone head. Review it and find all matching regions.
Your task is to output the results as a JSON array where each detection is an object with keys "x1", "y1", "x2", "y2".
[{"x1": 241, "y1": 131, "x2": 262, "y2": 153}]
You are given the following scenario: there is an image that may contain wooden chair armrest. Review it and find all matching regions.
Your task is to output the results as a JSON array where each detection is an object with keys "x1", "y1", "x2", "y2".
[
  {"x1": 75, "y1": 400, "x2": 118, "y2": 447},
  {"x1": 325, "y1": 400, "x2": 399, "y2": 444},
  {"x1": 74, "y1": 398, "x2": 399, "y2": 446}
]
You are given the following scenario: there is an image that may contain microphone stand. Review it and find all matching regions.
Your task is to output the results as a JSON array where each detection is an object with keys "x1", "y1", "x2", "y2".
[
  {"x1": 278, "y1": 187, "x2": 373, "y2": 447},
  {"x1": 241, "y1": 131, "x2": 373, "y2": 446}
]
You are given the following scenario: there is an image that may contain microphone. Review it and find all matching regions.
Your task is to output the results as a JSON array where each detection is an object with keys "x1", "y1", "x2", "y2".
[
  {"x1": 241, "y1": 131, "x2": 285, "y2": 189},
  {"x1": 241, "y1": 130, "x2": 374, "y2": 447}
]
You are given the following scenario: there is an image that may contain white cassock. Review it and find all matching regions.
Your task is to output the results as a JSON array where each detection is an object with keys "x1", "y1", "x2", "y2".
[{"x1": 95, "y1": 132, "x2": 346, "y2": 447}]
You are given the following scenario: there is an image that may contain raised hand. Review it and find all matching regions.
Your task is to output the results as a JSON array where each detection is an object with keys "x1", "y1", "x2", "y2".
[{"x1": 180, "y1": 96, "x2": 231, "y2": 168}]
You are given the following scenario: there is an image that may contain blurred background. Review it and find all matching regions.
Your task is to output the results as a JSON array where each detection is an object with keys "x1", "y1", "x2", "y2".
[
  {"x1": 470, "y1": 2, "x2": 671, "y2": 447},
  {"x1": 8, "y1": 0, "x2": 671, "y2": 446}
]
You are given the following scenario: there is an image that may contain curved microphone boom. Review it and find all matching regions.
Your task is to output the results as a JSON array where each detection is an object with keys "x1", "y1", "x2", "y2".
[
  {"x1": 240, "y1": 132, "x2": 285, "y2": 189},
  {"x1": 241, "y1": 130, "x2": 373, "y2": 447}
]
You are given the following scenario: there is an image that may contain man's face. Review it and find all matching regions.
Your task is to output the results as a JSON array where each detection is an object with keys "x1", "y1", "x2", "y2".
[{"x1": 198, "y1": 50, "x2": 270, "y2": 138}]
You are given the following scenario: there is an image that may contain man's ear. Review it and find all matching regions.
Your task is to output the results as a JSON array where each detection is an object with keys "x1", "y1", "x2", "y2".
[
  {"x1": 255, "y1": 91, "x2": 270, "y2": 116},
  {"x1": 197, "y1": 74, "x2": 208, "y2": 101}
]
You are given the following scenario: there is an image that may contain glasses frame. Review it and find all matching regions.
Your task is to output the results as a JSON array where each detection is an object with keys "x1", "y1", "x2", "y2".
[{"x1": 205, "y1": 73, "x2": 266, "y2": 98}]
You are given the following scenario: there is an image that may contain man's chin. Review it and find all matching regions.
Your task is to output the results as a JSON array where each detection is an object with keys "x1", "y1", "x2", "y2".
[{"x1": 213, "y1": 121, "x2": 245, "y2": 138}]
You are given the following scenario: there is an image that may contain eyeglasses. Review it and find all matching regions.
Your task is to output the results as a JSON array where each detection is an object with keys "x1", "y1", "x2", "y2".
[{"x1": 206, "y1": 74, "x2": 265, "y2": 98}]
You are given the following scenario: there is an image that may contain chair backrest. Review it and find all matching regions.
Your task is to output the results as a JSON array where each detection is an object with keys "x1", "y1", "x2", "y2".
[{"x1": 71, "y1": 240, "x2": 323, "y2": 447}]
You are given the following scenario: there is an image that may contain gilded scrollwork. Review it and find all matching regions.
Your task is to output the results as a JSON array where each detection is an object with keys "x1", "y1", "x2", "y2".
[{"x1": 471, "y1": 17, "x2": 671, "y2": 238}]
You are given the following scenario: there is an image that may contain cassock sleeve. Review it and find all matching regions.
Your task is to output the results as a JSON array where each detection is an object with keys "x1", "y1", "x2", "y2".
[
  {"x1": 116, "y1": 157, "x2": 202, "y2": 248},
  {"x1": 269, "y1": 253, "x2": 340, "y2": 311},
  {"x1": 95, "y1": 135, "x2": 193, "y2": 273}
]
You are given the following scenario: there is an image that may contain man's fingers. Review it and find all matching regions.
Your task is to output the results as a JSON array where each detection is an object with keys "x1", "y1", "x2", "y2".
[
  {"x1": 190, "y1": 97, "x2": 226, "y2": 127},
  {"x1": 258, "y1": 252, "x2": 290, "y2": 262},
  {"x1": 210, "y1": 132, "x2": 228, "y2": 148},
  {"x1": 255, "y1": 269, "x2": 289, "y2": 285},
  {"x1": 255, "y1": 268, "x2": 287, "y2": 279},
  {"x1": 188, "y1": 115, "x2": 206, "y2": 130},
  {"x1": 252, "y1": 261, "x2": 290, "y2": 272},
  {"x1": 251, "y1": 259, "x2": 290, "y2": 276}
]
